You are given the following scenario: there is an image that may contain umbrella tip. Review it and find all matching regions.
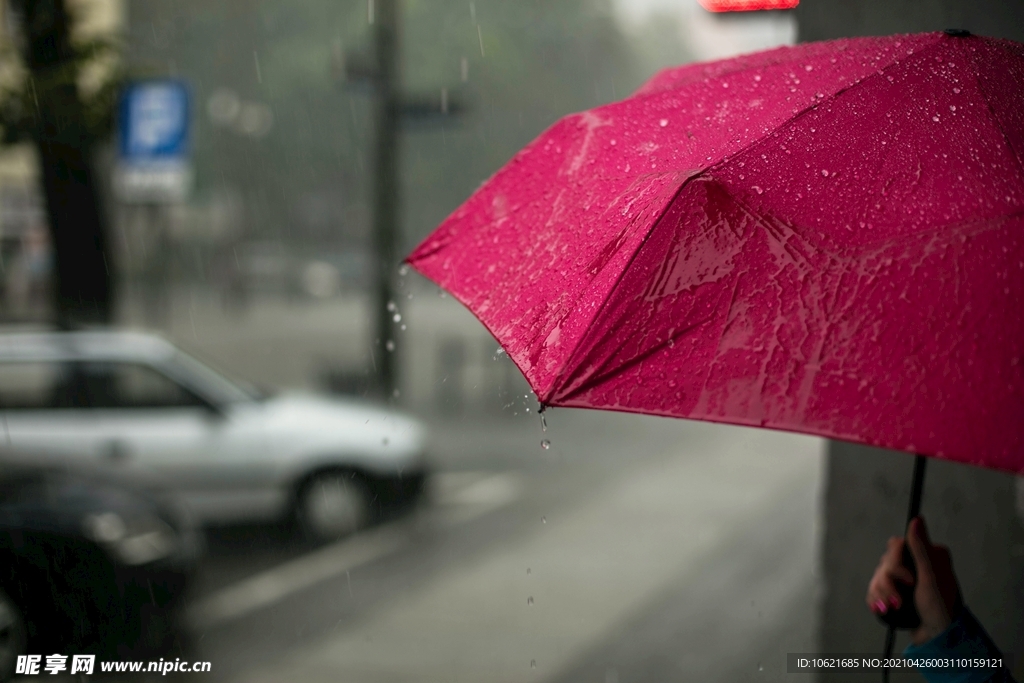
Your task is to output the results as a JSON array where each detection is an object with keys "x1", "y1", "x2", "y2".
[{"x1": 943, "y1": 28, "x2": 972, "y2": 37}]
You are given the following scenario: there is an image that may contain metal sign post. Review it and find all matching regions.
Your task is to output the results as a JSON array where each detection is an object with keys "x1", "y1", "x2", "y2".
[{"x1": 114, "y1": 80, "x2": 192, "y2": 325}]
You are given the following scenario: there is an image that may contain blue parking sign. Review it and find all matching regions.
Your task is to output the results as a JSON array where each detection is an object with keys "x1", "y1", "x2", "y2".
[
  {"x1": 116, "y1": 80, "x2": 191, "y2": 201},
  {"x1": 120, "y1": 80, "x2": 189, "y2": 159}
]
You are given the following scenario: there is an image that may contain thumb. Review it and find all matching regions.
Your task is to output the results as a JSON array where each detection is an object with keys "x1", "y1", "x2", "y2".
[{"x1": 905, "y1": 517, "x2": 935, "y2": 580}]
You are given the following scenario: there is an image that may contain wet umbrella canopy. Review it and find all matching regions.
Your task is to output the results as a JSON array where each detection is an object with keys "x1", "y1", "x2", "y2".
[{"x1": 408, "y1": 31, "x2": 1024, "y2": 475}]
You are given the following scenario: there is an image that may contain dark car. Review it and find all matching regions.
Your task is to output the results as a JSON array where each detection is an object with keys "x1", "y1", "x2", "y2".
[{"x1": 0, "y1": 455, "x2": 202, "y2": 680}]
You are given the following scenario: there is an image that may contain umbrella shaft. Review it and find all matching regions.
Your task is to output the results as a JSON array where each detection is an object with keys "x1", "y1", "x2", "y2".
[
  {"x1": 905, "y1": 454, "x2": 928, "y2": 526},
  {"x1": 882, "y1": 454, "x2": 929, "y2": 682}
]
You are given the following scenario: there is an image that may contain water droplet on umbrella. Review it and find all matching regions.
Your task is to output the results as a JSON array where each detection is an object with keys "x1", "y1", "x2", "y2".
[
  {"x1": 932, "y1": 115, "x2": 940, "y2": 122},
  {"x1": 541, "y1": 439, "x2": 550, "y2": 449},
  {"x1": 821, "y1": 169, "x2": 828, "y2": 176},
  {"x1": 398, "y1": 265, "x2": 409, "y2": 276},
  {"x1": 659, "y1": 118, "x2": 668, "y2": 127},
  {"x1": 753, "y1": 186, "x2": 763, "y2": 194},
  {"x1": 950, "y1": 105, "x2": 956, "y2": 111},
  {"x1": 953, "y1": 87, "x2": 961, "y2": 93}
]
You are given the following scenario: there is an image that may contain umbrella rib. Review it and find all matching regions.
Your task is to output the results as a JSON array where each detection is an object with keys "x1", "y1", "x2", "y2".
[
  {"x1": 544, "y1": 175, "x2": 699, "y2": 403},
  {"x1": 966, "y1": 47, "x2": 1024, "y2": 182},
  {"x1": 553, "y1": 305, "x2": 723, "y2": 405},
  {"x1": 694, "y1": 37, "x2": 947, "y2": 183}
]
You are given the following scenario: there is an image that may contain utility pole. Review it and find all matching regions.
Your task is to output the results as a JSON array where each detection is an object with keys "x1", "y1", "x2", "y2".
[
  {"x1": 371, "y1": 0, "x2": 400, "y2": 400},
  {"x1": 334, "y1": 0, "x2": 466, "y2": 400}
]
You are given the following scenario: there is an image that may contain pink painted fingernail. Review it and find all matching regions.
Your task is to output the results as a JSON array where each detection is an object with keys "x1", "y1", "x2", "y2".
[
  {"x1": 887, "y1": 595, "x2": 901, "y2": 609},
  {"x1": 875, "y1": 600, "x2": 888, "y2": 614}
]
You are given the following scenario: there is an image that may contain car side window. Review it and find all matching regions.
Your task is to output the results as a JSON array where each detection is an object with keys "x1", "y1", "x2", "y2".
[
  {"x1": 78, "y1": 362, "x2": 207, "y2": 409},
  {"x1": 0, "y1": 361, "x2": 77, "y2": 409}
]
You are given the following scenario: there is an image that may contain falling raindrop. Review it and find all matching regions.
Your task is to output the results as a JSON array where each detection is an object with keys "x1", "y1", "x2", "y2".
[
  {"x1": 393, "y1": 313, "x2": 402, "y2": 323},
  {"x1": 540, "y1": 413, "x2": 547, "y2": 432},
  {"x1": 530, "y1": 660, "x2": 537, "y2": 669},
  {"x1": 541, "y1": 439, "x2": 551, "y2": 450},
  {"x1": 527, "y1": 596, "x2": 534, "y2": 605},
  {"x1": 527, "y1": 567, "x2": 531, "y2": 575},
  {"x1": 400, "y1": 324, "x2": 407, "y2": 331},
  {"x1": 385, "y1": 340, "x2": 395, "y2": 352},
  {"x1": 387, "y1": 301, "x2": 396, "y2": 312},
  {"x1": 758, "y1": 663, "x2": 764, "y2": 672},
  {"x1": 541, "y1": 516, "x2": 547, "y2": 524}
]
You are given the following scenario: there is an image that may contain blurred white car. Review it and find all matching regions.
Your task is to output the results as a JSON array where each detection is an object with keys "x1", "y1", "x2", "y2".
[{"x1": 0, "y1": 331, "x2": 428, "y2": 541}]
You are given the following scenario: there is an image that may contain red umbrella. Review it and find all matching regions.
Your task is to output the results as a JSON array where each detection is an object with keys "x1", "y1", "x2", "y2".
[
  {"x1": 407, "y1": 29, "x2": 1024, "y2": 642},
  {"x1": 409, "y1": 30, "x2": 1024, "y2": 475}
]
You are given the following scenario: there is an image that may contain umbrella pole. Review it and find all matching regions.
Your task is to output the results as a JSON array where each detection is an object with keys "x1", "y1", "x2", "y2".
[{"x1": 881, "y1": 454, "x2": 928, "y2": 683}]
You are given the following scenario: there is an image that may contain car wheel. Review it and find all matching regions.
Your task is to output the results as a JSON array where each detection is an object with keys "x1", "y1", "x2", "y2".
[
  {"x1": 296, "y1": 472, "x2": 371, "y2": 542},
  {"x1": 0, "y1": 589, "x2": 26, "y2": 682}
]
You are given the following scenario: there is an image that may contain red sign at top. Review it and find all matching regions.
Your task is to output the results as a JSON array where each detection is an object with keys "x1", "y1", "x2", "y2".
[{"x1": 698, "y1": 0, "x2": 799, "y2": 11}]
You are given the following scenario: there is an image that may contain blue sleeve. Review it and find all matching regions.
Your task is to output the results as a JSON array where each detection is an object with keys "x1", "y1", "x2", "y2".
[{"x1": 902, "y1": 607, "x2": 1017, "y2": 683}]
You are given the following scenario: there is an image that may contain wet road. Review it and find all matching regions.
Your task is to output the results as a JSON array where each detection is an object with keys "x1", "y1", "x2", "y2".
[{"x1": 184, "y1": 409, "x2": 824, "y2": 683}]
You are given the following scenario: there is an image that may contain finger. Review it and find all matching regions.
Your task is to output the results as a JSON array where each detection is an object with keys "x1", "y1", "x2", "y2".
[
  {"x1": 906, "y1": 517, "x2": 936, "y2": 581},
  {"x1": 867, "y1": 574, "x2": 904, "y2": 612},
  {"x1": 889, "y1": 564, "x2": 915, "y2": 586},
  {"x1": 881, "y1": 536, "x2": 905, "y2": 569}
]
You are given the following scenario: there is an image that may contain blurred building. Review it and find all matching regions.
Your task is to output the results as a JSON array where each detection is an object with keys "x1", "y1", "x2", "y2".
[{"x1": 0, "y1": 147, "x2": 49, "y2": 321}]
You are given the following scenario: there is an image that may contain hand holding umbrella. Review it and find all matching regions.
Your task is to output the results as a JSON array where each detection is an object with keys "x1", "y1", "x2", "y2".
[
  {"x1": 867, "y1": 517, "x2": 1017, "y2": 683},
  {"x1": 867, "y1": 517, "x2": 961, "y2": 645}
]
